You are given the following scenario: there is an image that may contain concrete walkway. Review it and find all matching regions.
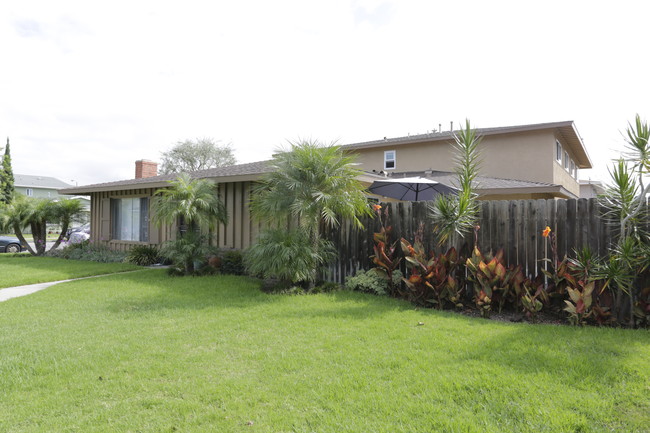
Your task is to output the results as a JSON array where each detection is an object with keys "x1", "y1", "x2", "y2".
[{"x1": 0, "y1": 270, "x2": 146, "y2": 302}]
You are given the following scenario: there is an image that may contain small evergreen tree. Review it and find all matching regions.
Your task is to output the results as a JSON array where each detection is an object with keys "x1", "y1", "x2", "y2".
[{"x1": 1, "y1": 138, "x2": 15, "y2": 204}]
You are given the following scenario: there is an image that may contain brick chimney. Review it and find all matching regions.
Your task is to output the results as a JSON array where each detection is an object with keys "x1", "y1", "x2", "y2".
[{"x1": 135, "y1": 160, "x2": 158, "y2": 179}]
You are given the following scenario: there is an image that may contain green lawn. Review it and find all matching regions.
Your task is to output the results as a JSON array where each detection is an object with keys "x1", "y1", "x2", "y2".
[
  {"x1": 0, "y1": 255, "x2": 140, "y2": 288},
  {"x1": 0, "y1": 269, "x2": 648, "y2": 432}
]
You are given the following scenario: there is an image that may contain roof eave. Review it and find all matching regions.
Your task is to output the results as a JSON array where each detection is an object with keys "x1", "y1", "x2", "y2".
[
  {"x1": 477, "y1": 185, "x2": 578, "y2": 199},
  {"x1": 58, "y1": 172, "x2": 265, "y2": 195}
]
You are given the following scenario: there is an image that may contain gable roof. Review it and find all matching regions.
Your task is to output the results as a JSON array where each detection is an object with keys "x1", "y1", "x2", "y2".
[
  {"x1": 59, "y1": 160, "x2": 272, "y2": 194},
  {"x1": 15, "y1": 174, "x2": 73, "y2": 190},
  {"x1": 342, "y1": 120, "x2": 593, "y2": 168}
]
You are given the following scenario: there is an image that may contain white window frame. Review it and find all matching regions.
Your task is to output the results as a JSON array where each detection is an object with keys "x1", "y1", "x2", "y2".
[
  {"x1": 564, "y1": 151, "x2": 570, "y2": 170},
  {"x1": 555, "y1": 140, "x2": 562, "y2": 163},
  {"x1": 384, "y1": 150, "x2": 396, "y2": 170},
  {"x1": 26, "y1": 188, "x2": 33, "y2": 197},
  {"x1": 570, "y1": 160, "x2": 575, "y2": 178}
]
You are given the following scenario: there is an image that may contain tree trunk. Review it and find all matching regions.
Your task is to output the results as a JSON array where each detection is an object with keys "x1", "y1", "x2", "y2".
[
  {"x1": 50, "y1": 220, "x2": 71, "y2": 251},
  {"x1": 12, "y1": 223, "x2": 36, "y2": 255}
]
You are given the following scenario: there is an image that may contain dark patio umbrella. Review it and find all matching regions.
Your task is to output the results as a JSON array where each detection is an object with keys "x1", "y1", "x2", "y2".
[{"x1": 367, "y1": 177, "x2": 458, "y2": 202}]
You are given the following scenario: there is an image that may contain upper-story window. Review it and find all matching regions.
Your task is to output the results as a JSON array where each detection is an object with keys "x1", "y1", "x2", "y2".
[
  {"x1": 26, "y1": 188, "x2": 33, "y2": 197},
  {"x1": 574, "y1": 163, "x2": 579, "y2": 179},
  {"x1": 556, "y1": 140, "x2": 562, "y2": 163},
  {"x1": 570, "y1": 160, "x2": 575, "y2": 177},
  {"x1": 564, "y1": 151, "x2": 570, "y2": 170},
  {"x1": 384, "y1": 150, "x2": 396, "y2": 170}
]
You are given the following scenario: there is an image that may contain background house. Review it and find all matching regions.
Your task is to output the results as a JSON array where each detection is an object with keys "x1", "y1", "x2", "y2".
[
  {"x1": 15, "y1": 174, "x2": 74, "y2": 199},
  {"x1": 59, "y1": 121, "x2": 596, "y2": 251},
  {"x1": 344, "y1": 121, "x2": 592, "y2": 200}
]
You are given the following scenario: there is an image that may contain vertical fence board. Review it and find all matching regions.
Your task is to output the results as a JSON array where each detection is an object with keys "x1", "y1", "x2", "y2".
[{"x1": 556, "y1": 199, "x2": 567, "y2": 260}]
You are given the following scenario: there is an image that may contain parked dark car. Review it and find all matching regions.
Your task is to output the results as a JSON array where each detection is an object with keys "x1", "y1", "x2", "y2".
[{"x1": 0, "y1": 236, "x2": 25, "y2": 253}]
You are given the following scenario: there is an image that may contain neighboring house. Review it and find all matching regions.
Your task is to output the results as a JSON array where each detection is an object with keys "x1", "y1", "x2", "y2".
[
  {"x1": 579, "y1": 179, "x2": 606, "y2": 199},
  {"x1": 59, "y1": 121, "x2": 595, "y2": 251},
  {"x1": 15, "y1": 174, "x2": 74, "y2": 199},
  {"x1": 14, "y1": 174, "x2": 90, "y2": 211},
  {"x1": 343, "y1": 121, "x2": 592, "y2": 200}
]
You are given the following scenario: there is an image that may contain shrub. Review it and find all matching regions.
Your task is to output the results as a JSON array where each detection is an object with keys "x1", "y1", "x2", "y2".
[
  {"x1": 160, "y1": 232, "x2": 211, "y2": 275},
  {"x1": 47, "y1": 241, "x2": 127, "y2": 263},
  {"x1": 125, "y1": 245, "x2": 161, "y2": 266},
  {"x1": 220, "y1": 250, "x2": 245, "y2": 275},
  {"x1": 345, "y1": 269, "x2": 402, "y2": 296},
  {"x1": 245, "y1": 228, "x2": 335, "y2": 285}
]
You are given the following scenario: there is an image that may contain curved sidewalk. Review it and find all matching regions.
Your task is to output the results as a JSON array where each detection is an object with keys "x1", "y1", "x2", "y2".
[{"x1": 0, "y1": 270, "x2": 145, "y2": 302}]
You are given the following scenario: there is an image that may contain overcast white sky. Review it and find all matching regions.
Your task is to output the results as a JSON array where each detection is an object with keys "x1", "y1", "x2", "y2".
[{"x1": 1, "y1": 0, "x2": 648, "y2": 187}]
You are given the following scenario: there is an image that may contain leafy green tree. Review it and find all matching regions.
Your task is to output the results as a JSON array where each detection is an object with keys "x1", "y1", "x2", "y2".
[
  {"x1": 1, "y1": 197, "x2": 84, "y2": 255},
  {"x1": 160, "y1": 138, "x2": 236, "y2": 174},
  {"x1": 430, "y1": 119, "x2": 481, "y2": 246},
  {"x1": 152, "y1": 174, "x2": 228, "y2": 274},
  {"x1": 1, "y1": 137, "x2": 14, "y2": 204},
  {"x1": 250, "y1": 140, "x2": 372, "y2": 285}
]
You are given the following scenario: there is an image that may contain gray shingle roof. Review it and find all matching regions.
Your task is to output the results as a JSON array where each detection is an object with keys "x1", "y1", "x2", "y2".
[
  {"x1": 342, "y1": 121, "x2": 576, "y2": 149},
  {"x1": 15, "y1": 174, "x2": 73, "y2": 189},
  {"x1": 370, "y1": 170, "x2": 558, "y2": 190},
  {"x1": 59, "y1": 160, "x2": 272, "y2": 194}
]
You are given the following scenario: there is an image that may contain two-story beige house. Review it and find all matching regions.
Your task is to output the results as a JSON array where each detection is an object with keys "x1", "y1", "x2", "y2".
[
  {"x1": 59, "y1": 121, "x2": 593, "y2": 250},
  {"x1": 344, "y1": 121, "x2": 591, "y2": 200}
]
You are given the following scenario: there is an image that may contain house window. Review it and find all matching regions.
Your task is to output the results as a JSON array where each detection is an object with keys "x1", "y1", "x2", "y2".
[
  {"x1": 384, "y1": 150, "x2": 396, "y2": 170},
  {"x1": 564, "y1": 151, "x2": 569, "y2": 170},
  {"x1": 556, "y1": 141, "x2": 562, "y2": 163},
  {"x1": 111, "y1": 197, "x2": 149, "y2": 242},
  {"x1": 570, "y1": 160, "x2": 575, "y2": 178},
  {"x1": 26, "y1": 188, "x2": 33, "y2": 197}
]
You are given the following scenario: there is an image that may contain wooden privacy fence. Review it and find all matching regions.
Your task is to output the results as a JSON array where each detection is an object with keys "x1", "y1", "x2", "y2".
[{"x1": 325, "y1": 198, "x2": 617, "y2": 283}]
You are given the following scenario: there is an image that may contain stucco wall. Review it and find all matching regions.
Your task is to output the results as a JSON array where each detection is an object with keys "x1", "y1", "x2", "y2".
[{"x1": 351, "y1": 129, "x2": 580, "y2": 196}]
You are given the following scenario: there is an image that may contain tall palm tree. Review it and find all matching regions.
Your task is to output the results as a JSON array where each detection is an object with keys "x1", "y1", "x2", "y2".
[
  {"x1": 152, "y1": 173, "x2": 228, "y2": 235},
  {"x1": 251, "y1": 140, "x2": 372, "y2": 284}
]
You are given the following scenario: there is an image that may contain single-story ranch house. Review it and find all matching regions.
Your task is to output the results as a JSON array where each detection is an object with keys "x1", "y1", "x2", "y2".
[{"x1": 59, "y1": 121, "x2": 593, "y2": 251}]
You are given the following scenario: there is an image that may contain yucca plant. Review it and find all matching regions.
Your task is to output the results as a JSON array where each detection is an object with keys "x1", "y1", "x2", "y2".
[{"x1": 430, "y1": 119, "x2": 481, "y2": 247}]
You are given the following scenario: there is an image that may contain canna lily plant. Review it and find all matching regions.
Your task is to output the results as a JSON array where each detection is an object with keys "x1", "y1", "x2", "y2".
[
  {"x1": 400, "y1": 236, "x2": 461, "y2": 308},
  {"x1": 465, "y1": 246, "x2": 526, "y2": 317}
]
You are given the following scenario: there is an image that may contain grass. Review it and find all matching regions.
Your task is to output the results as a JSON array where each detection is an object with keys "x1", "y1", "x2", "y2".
[
  {"x1": 0, "y1": 255, "x2": 140, "y2": 288},
  {"x1": 0, "y1": 269, "x2": 648, "y2": 432}
]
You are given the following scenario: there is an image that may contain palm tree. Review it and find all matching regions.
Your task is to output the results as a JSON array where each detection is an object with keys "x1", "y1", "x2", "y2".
[
  {"x1": 0, "y1": 197, "x2": 84, "y2": 255},
  {"x1": 153, "y1": 173, "x2": 228, "y2": 234},
  {"x1": 50, "y1": 199, "x2": 86, "y2": 250},
  {"x1": 251, "y1": 140, "x2": 372, "y2": 284},
  {"x1": 152, "y1": 174, "x2": 228, "y2": 274}
]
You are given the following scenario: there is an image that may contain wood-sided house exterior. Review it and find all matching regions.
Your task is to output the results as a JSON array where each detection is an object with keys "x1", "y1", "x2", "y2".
[
  {"x1": 59, "y1": 160, "x2": 271, "y2": 251},
  {"x1": 59, "y1": 121, "x2": 594, "y2": 251}
]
